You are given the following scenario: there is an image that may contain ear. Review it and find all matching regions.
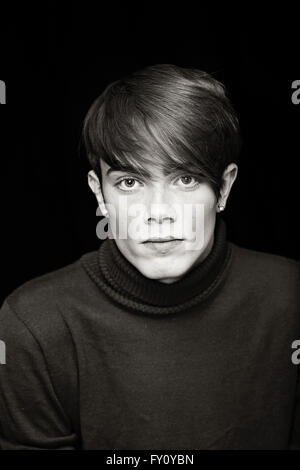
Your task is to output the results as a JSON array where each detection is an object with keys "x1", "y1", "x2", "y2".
[
  {"x1": 87, "y1": 170, "x2": 109, "y2": 217},
  {"x1": 217, "y1": 163, "x2": 238, "y2": 211}
]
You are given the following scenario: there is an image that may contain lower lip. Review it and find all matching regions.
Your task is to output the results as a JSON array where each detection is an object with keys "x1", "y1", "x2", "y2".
[{"x1": 143, "y1": 240, "x2": 183, "y2": 253}]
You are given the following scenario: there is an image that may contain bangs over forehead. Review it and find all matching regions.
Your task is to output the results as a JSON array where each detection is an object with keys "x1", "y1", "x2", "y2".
[{"x1": 83, "y1": 64, "x2": 241, "y2": 197}]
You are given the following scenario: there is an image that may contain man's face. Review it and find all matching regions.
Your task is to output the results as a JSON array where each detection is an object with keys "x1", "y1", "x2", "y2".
[{"x1": 98, "y1": 159, "x2": 218, "y2": 284}]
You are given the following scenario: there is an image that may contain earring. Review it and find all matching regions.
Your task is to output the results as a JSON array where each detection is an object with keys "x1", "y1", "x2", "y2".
[{"x1": 217, "y1": 202, "x2": 225, "y2": 212}]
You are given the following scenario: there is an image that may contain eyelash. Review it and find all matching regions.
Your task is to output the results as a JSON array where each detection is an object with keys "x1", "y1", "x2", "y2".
[{"x1": 115, "y1": 175, "x2": 203, "y2": 192}]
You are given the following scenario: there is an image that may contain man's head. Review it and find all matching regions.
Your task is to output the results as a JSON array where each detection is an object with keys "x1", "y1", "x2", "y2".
[{"x1": 83, "y1": 64, "x2": 240, "y2": 283}]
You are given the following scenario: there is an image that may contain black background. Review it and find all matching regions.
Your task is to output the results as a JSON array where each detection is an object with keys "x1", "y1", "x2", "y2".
[{"x1": 0, "y1": 2, "x2": 299, "y2": 303}]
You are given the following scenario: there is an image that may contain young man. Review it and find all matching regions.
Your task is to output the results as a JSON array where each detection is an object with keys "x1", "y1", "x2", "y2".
[{"x1": 0, "y1": 64, "x2": 299, "y2": 450}]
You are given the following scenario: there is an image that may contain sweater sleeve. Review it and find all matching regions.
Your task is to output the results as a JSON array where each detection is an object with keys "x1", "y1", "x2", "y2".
[
  {"x1": 289, "y1": 364, "x2": 300, "y2": 449},
  {"x1": 0, "y1": 299, "x2": 78, "y2": 450},
  {"x1": 288, "y1": 262, "x2": 300, "y2": 450}
]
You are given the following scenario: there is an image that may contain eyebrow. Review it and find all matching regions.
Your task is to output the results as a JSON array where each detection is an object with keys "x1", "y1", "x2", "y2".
[
  {"x1": 105, "y1": 164, "x2": 201, "y2": 179},
  {"x1": 106, "y1": 167, "x2": 151, "y2": 178}
]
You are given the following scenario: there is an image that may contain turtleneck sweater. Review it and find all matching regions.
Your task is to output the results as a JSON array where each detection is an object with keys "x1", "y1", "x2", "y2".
[
  {"x1": 0, "y1": 216, "x2": 300, "y2": 450},
  {"x1": 82, "y1": 215, "x2": 231, "y2": 315}
]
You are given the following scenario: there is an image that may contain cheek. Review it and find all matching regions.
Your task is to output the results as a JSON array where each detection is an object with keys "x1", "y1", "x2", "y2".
[
  {"x1": 103, "y1": 189, "x2": 133, "y2": 238},
  {"x1": 186, "y1": 190, "x2": 216, "y2": 233},
  {"x1": 111, "y1": 205, "x2": 145, "y2": 241}
]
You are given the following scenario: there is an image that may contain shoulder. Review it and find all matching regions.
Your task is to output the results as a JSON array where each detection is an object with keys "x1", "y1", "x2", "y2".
[
  {"x1": 228, "y1": 241, "x2": 300, "y2": 294},
  {"x1": 230, "y1": 241, "x2": 299, "y2": 271},
  {"x1": 0, "y1": 249, "x2": 99, "y2": 342}
]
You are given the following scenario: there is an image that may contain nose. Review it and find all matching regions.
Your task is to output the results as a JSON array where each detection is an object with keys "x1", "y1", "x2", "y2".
[{"x1": 144, "y1": 186, "x2": 176, "y2": 225}]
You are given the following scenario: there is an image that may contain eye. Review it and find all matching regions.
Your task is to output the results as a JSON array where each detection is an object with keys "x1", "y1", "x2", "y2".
[
  {"x1": 116, "y1": 177, "x2": 142, "y2": 191},
  {"x1": 176, "y1": 175, "x2": 201, "y2": 188}
]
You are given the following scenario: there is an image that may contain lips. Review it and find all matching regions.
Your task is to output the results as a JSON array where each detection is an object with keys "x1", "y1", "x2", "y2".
[
  {"x1": 143, "y1": 239, "x2": 183, "y2": 253},
  {"x1": 143, "y1": 237, "x2": 182, "y2": 243}
]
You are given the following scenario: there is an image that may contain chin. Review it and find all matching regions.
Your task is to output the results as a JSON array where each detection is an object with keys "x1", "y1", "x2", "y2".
[{"x1": 137, "y1": 262, "x2": 187, "y2": 282}]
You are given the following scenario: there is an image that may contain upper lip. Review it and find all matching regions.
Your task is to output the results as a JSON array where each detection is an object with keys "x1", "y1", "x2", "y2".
[{"x1": 143, "y1": 237, "x2": 182, "y2": 243}]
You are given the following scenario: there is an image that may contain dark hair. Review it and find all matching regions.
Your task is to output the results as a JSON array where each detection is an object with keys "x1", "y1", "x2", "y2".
[{"x1": 82, "y1": 64, "x2": 241, "y2": 200}]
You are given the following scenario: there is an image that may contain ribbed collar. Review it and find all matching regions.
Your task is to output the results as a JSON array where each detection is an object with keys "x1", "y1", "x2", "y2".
[{"x1": 81, "y1": 215, "x2": 232, "y2": 315}]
